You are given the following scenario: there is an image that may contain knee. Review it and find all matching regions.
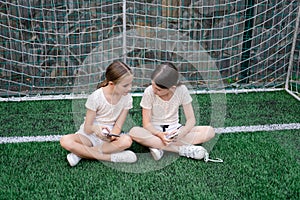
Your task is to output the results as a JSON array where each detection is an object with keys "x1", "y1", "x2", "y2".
[
  {"x1": 60, "y1": 135, "x2": 74, "y2": 151},
  {"x1": 129, "y1": 126, "x2": 143, "y2": 138},
  {"x1": 207, "y1": 126, "x2": 215, "y2": 139},
  {"x1": 118, "y1": 134, "x2": 133, "y2": 149}
]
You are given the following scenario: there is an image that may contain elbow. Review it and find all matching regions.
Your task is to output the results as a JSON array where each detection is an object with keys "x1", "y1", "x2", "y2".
[
  {"x1": 142, "y1": 122, "x2": 150, "y2": 130},
  {"x1": 192, "y1": 118, "x2": 196, "y2": 127},
  {"x1": 187, "y1": 117, "x2": 196, "y2": 127},
  {"x1": 83, "y1": 124, "x2": 93, "y2": 134}
]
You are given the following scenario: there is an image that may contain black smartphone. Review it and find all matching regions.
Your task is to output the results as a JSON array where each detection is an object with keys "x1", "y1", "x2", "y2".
[
  {"x1": 102, "y1": 129, "x2": 120, "y2": 137},
  {"x1": 107, "y1": 133, "x2": 120, "y2": 137}
]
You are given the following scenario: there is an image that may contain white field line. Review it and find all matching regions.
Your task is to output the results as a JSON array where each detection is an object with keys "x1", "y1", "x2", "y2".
[
  {"x1": 1, "y1": 123, "x2": 300, "y2": 144},
  {"x1": 214, "y1": 123, "x2": 300, "y2": 134}
]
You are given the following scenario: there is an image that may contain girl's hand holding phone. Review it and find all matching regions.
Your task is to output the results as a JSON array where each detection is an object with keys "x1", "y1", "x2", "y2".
[{"x1": 93, "y1": 125, "x2": 111, "y2": 141}]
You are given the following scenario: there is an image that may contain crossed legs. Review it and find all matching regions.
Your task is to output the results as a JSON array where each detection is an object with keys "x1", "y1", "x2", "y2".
[
  {"x1": 60, "y1": 134, "x2": 133, "y2": 161},
  {"x1": 129, "y1": 126, "x2": 215, "y2": 153}
]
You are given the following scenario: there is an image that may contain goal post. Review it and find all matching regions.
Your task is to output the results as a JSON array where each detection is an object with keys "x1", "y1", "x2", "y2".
[
  {"x1": 285, "y1": 4, "x2": 300, "y2": 101},
  {"x1": 0, "y1": 0, "x2": 299, "y2": 101}
]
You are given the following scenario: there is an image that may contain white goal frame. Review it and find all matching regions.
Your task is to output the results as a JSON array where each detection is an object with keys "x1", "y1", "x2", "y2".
[
  {"x1": 285, "y1": 5, "x2": 300, "y2": 101},
  {"x1": 0, "y1": 0, "x2": 299, "y2": 101}
]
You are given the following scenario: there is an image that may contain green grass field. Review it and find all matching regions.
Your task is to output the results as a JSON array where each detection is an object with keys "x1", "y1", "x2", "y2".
[{"x1": 1, "y1": 91, "x2": 300, "y2": 199}]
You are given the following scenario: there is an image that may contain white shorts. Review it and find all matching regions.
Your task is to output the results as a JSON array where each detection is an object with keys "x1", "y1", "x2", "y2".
[
  {"x1": 76, "y1": 123, "x2": 113, "y2": 147},
  {"x1": 153, "y1": 123, "x2": 182, "y2": 133}
]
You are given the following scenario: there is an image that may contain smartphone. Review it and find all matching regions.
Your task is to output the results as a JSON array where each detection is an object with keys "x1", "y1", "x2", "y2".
[
  {"x1": 102, "y1": 129, "x2": 120, "y2": 137},
  {"x1": 107, "y1": 133, "x2": 120, "y2": 137},
  {"x1": 166, "y1": 132, "x2": 178, "y2": 139},
  {"x1": 165, "y1": 126, "x2": 182, "y2": 139}
]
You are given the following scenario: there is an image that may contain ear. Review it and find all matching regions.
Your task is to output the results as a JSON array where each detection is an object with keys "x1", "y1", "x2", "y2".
[
  {"x1": 169, "y1": 85, "x2": 176, "y2": 92},
  {"x1": 108, "y1": 81, "x2": 115, "y2": 86}
]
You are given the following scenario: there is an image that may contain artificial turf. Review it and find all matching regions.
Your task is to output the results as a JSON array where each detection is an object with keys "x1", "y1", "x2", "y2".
[
  {"x1": 0, "y1": 91, "x2": 299, "y2": 199},
  {"x1": 1, "y1": 130, "x2": 299, "y2": 199},
  {"x1": 0, "y1": 91, "x2": 299, "y2": 137}
]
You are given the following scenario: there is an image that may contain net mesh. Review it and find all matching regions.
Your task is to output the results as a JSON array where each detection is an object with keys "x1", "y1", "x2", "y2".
[
  {"x1": 0, "y1": 0, "x2": 299, "y2": 99},
  {"x1": 286, "y1": 17, "x2": 300, "y2": 100}
]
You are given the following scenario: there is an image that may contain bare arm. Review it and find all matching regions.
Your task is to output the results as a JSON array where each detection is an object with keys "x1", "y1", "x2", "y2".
[
  {"x1": 84, "y1": 108, "x2": 130, "y2": 135},
  {"x1": 142, "y1": 108, "x2": 159, "y2": 134},
  {"x1": 177, "y1": 102, "x2": 196, "y2": 138},
  {"x1": 83, "y1": 108, "x2": 129, "y2": 140},
  {"x1": 142, "y1": 108, "x2": 169, "y2": 145},
  {"x1": 83, "y1": 109, "x2": 97, "y2": 134},
  {"x1": 111, "y1": 109, "x2": 130, "y2": 135}
]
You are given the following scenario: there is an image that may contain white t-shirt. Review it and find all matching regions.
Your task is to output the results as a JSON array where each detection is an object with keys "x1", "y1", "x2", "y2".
[
  {"x1": 140, "y1": 85, "x2": 192, "y2": 126},
  {"x1": 85, "y1": 88, "x2": 133, "y2": 126}
]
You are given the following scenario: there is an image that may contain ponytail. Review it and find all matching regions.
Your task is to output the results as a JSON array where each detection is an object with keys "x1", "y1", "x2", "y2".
[{"x1": 97, "y1": 79, "x2": 109, "y2": 89}]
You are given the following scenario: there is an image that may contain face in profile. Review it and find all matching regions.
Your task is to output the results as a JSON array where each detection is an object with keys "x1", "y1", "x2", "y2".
[{"x1": 113, "y1": 74, "x2": 133, "y2": 95}]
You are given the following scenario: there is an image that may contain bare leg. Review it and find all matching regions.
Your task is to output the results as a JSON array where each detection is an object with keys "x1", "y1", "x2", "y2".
[
  {"x1": 129, "y1": 127, "x2": 180, "y2": 153},
  {"x1": 60, "y1": 134, "x2": 132, "y2": 161},
  {"x1": 129, "y1": 127, "x2": 163, "y2": 147},
  {"x1": 129, "y1": 126, "x2": 215, "y2": 153},
  {"x1": 100, "y1": 134, "x2": 133, "y2": 153},
  {"x1": 172, "y1": 126, "x2": 215, "y2": 146}
]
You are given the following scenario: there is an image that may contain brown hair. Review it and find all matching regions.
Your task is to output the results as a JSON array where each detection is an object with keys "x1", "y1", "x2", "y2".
[
  {"x1": 151, "y1": 62, "x2": 179, "y2": 89},
  {"x1": 97, "y1": 61, "x2": 132, "y2": 89}
]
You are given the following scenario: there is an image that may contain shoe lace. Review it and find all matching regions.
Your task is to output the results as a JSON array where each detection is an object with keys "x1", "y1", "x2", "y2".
[
  {"x1": 204, "y1": 152, "x2": 223, "y2": 163},
  {"x1": 181, "y1": 145, "x2": 223, "y2": 163}
]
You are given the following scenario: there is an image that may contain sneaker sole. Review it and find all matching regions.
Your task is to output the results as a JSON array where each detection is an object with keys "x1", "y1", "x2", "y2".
[
  {"x1": 150, "y1": 149, "x2": 163, "y2": 161},
  {"x1": 67, "y1": 153, "x2": 80, "y2": 167}
]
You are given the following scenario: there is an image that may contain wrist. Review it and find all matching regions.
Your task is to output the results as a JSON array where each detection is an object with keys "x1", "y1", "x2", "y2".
[
  {"x1": 177, "y1": 126, "x2": 185, "y2": 135},
  {"x1": 153, "y1": 131, "x2": 160, "y2": 136},
  {"x1": 91, "y1": 125, "x2": 98, "y2": 132}
]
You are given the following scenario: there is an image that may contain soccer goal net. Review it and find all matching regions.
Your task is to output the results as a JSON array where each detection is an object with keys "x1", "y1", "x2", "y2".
[
  {"x1": 286, "y1": 10, "x2": 300, "y2": 101},
  {"x1": 0, "y1": 0, "x2": 299, "y2": 100}
]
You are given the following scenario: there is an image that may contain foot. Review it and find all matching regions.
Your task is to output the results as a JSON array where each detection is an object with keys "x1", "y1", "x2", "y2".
[
  {"x1": 149, "y1": 148, "x2": 164, "y2": 161},
  {"x1": 67, "y1": 153, "x2": 82, "y2": 167},
  {"x1": 111, "y1": 150, "x2": 137, "y2": 163},
  {"x1": 178, "y1": 145, "x2": 208, "y2": 160}
]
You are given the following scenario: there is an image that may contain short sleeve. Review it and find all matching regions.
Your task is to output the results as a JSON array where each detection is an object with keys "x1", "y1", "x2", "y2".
[
  {"x1": 85, "y1": 90, "x2": 100, "y2": 111},
  {"x1": 140, "y1": 86, "x2": 153, "y2": 109},
  {"x1": 123, "y1": 94, "x2": 133, "y2": 110},
  {"x1": 180, "y1": 85, "x2": 193, "y2": 105}
]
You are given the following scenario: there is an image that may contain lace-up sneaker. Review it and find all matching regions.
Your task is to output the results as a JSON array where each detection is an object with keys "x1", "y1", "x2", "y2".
[
  {"x1": 178, "y1": 145, "x2": 208, "y2": 160},
  {"x1": 149, "y1": 148, "x2": 164, "y2": 161},
  {"x1": 67, "y1": 153, "x2": 82, "y2": 167},
  {"x1": 111, "y1": 150, "x2": 137, "y2": 163}
]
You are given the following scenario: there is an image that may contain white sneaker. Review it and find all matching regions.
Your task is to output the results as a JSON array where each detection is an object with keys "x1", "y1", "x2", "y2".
[
  {"x1": 111, "y1": 150, "x2": 137, "y2": 163},
  {"x1": 67, "y1": 153, "x2": 82, "y2": 167},
  {"x1": 179, "y1": 145, "x2": 208, "y2": 160},
  {"x1": 149, "y1": 148, "x2": 164, "y2": 161}
]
